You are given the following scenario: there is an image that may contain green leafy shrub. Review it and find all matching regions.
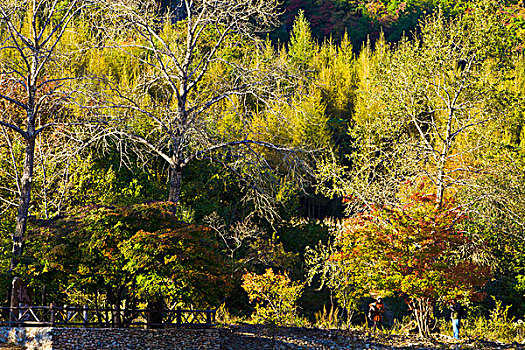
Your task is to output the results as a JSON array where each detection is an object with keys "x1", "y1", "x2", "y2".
[
  {"x1": 242, "y1": 268, "x2": 304, "y2": 326},
  {"x1": 21, "y1": 202, "x2": 232, "y2": 308}
]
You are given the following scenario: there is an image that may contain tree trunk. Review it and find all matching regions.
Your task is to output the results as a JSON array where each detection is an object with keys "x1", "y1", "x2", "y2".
[
  {"x1": 436, "y1": 165, "x2": 445, "y2": 207},
  {"x1": 436, "y1": 106, "x2": 454, "y2": 206},
  {"x1": 411, "y1": 298, "x2": 433, "y2": 338},
  {"x1": 168, "y1": 166, "x2": 182, "y2": 205},
  {"x1": 10, "y1": 136, "x2": 35, "y2": 271}
]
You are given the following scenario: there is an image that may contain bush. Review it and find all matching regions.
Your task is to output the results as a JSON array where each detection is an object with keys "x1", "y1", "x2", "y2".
[
  {"x1": 242, "y1": 268, "x2": 304, "y2": 326},
  {"x1": 438, "y1": 299, "x2": 525, "y2": 343}
]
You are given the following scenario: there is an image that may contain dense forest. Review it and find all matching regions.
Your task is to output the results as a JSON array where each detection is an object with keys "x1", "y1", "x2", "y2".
[{"x1": 1, "y1": 0, "x2": 525, "y2": 341}]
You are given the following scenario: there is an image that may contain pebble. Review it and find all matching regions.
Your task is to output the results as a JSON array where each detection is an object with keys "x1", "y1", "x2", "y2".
[{"x1": 0, "y1": 325, "x2": 522, "y2": 349}]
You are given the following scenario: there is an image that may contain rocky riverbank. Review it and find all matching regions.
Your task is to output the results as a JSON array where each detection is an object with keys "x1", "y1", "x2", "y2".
[
  {"x1": 0, "y1": 324, "x2": 522, "y2": 349},
  {"x1": 218, "y1": 324, "x2": 523, "y2": 350}
]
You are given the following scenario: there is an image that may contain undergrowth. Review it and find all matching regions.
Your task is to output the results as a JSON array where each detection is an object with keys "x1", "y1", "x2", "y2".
[
  {"x1": 437, "y1": 299, "x2": 525, "y2": 343},
  {"x1": 217, "y1": 300, "x2": 525, "y2": 344}
]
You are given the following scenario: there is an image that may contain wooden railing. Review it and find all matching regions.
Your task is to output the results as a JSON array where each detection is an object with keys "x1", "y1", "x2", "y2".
[{"x1": 0, "y1": 304, "x2": 215, "y2": 328}]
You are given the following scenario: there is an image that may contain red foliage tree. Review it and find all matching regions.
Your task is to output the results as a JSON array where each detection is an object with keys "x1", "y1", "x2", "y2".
[{"x1": 330, "y1": 184, "x2": 490, "y2": 337}]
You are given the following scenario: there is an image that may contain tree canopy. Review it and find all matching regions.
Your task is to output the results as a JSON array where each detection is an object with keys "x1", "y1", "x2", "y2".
[{"x1": 0, "y1": 0, "x2": 524, "y2": 340}]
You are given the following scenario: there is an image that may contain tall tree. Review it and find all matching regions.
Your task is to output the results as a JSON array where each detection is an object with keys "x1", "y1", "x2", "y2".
[
  {"x1": 343, "y1": 1, "x2": 509, "y2": 209},
  {"x1": 310, "y1": 0, "x2": 512, "y2": 336},
  {"x1": 0, "y1": 0, "x2": 98, "y2": 270},
  {"x1": 308, "y1": 184, "x2": 491, "y2": 337},
  {"x1": 100, "y1": 0, "x2": 326, "y2": 219}
]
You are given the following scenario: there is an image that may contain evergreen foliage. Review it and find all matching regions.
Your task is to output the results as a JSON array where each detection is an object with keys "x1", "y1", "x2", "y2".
[{"x1": 0, "y1": 0, "x2": 524, "y2": 342}]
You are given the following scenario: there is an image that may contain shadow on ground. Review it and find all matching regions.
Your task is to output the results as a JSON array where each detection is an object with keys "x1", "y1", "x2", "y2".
[{"x1": 218, "y1": 324, "x2": 524, "y2": 350}]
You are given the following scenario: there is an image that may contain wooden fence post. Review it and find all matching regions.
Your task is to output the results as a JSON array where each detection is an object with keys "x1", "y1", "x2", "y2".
[
  {"x1": 206, "y1": 308, "x2": 212, "y2": 324},
  {"x1": 18, "y1": 303, "x2": 23, "y2": 323},
  {"x1": 176, "y1": 307, "x2": 182, "y2": 326},
  {"x1": 83, "y1": 305, "x2": 88, "y2": 325},
  {"x1": 50, "y1": 303, "x2": 55, "y2": 326},
  {"x1": 113, "y1": 304, "x2": 122, "y2": 328}
]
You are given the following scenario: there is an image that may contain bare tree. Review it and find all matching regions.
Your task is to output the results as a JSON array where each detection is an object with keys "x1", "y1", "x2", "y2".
[
  {"x1": 0, "y1": 0, "x2": 98, "y2": 269},
  {"x1": 204, "y1": 211, "x2": 263, "y2": 271},
  {"x1": 330, "y1": 5, "x2": 509, "y2": 211},
  {"x1": 99, "y1": 0, "x2": 320, "y2": 219}
]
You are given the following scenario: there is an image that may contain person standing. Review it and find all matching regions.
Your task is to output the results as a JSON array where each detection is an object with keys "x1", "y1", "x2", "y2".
[
  {"x1": 449, "y1": 300, "x2": 463, "y2": 340},
  {"x1": 368, "y1": 297, "x2": 385, "y2": 334}
]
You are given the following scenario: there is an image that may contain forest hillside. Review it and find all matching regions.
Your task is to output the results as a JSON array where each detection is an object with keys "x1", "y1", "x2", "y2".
[{"x1": 0, "y1": 0, "x2": 524, "y2": 344}]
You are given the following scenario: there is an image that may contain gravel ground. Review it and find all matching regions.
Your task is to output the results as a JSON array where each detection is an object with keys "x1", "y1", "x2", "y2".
[
  {"x1": 0, "y1": 325, "x2": 522, "y2": 349},
  {"x1": 218, "y1": 324, "x2": 524, "y2": 350}
]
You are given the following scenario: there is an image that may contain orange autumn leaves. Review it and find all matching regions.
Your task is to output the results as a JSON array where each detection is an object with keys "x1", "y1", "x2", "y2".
[{"x1": 332, "y1": 185, "x2": 490, "y2": 302}]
